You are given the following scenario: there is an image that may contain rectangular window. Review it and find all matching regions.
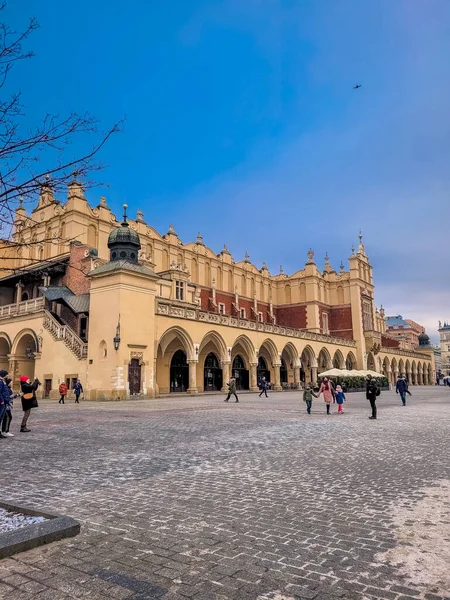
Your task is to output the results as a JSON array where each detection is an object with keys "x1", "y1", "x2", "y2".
[
  {"x1": 322, "y1": 312, "x2": 329, "y2": 335},
  {"x1": 258, "y1": 311, "x2": 263, "y2": 323},
  {"x1": 175, "y1": 281, "x2": 184, "y2": 301},
  {"x1": 218, "y1": 303, "x2": 226, "y2": 315},
  {"x1": 239, "y1": 308, "x2": 246, "y2": 319}
]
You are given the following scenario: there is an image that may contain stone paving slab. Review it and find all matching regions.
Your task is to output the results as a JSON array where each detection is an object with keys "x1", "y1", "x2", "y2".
[{"x1": 1, "y1": 387, "x2": 450, "y2": 599}]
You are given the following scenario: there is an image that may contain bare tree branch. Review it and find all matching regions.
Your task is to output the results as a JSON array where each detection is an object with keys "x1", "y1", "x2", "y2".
[{"x1": 0, "y1": 2, "x2": 122, "y2": 239}]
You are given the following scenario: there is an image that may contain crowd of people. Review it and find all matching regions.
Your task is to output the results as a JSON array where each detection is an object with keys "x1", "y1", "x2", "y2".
[
  {"x1": 0, "y1": 375, "x2": 84, "y2": 439},
  {"x1": 224, "y1": 372, "x2": 414, "y2": 419}
]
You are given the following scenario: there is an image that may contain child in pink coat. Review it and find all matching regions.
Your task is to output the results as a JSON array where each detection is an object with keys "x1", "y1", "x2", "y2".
[{"x1": 318, "y1": 378, "x2": 334, "y2": 415}]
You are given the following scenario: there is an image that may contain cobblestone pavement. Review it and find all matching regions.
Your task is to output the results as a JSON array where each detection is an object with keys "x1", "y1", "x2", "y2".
[{"x1": 1, "y1": 387, "x2": 450, "y2": 600}]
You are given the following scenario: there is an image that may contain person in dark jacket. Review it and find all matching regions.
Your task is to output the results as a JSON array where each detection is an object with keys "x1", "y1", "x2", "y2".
[
  {"x1": 1, "y1": 374, "x2": 15, "y2": 437},
  {"x1": 0, "y1": 370, "x2": 11, "y2": 439},
  {"x1": 396, "y1": 375, "x2": 408, "y2": 406},
  {"x1": 73, "y1": 379, "x2": 83, "y2": 403},
  {"x1": 258, "y1": 377, "x2": 268, "y2": 398},
  {"x1": 20, "y1": 375, "x2": 40, "y2": 432},
  {"x1": 224, "y1": 378, "x2": 239, "y2": 403},
  {"x1": 366, "y1": 375, "x2": 379, "y2": 420}
]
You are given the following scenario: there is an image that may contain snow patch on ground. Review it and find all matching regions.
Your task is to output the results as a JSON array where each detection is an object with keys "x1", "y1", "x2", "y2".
[
  {"x1": 0, "y1": 507, "x2": 46, "y2": 533},
  {"x1": 376, "y1": 479, "x2": 450, "y2": 595},
  {"x1": 256, "y1": 593, "x2": 295, "y2": 600}
]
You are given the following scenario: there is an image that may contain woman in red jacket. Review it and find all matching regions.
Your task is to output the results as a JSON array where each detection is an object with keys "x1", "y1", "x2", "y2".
[{"x1": 59, "y1": 381, "x2": 68, "y2": 404}]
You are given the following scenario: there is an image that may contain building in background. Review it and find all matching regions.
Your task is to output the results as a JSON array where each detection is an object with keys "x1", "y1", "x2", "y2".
[
  {"x1": 438, "y1": 322, "x2": 450, "y2": 376},
  {"x1": 386, "y1": 315, "x2": 425, "y2": 347}
]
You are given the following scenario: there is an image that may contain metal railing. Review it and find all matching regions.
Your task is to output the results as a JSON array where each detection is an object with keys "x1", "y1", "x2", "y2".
[{"x1": 43, "y1": 310, "x2": 88, "y2": 359}]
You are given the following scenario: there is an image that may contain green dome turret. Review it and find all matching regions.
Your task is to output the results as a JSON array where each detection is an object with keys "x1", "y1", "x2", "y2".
[{"x1": 108, "y1": 204, "x2": 141, "y2": 263}]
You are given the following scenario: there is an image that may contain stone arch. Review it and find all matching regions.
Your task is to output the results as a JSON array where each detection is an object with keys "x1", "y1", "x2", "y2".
[
  {"x1": 232, "y1": 335, "x2": 256, "y2": 364},
  {"x1": 198, "y1": 331, "x2": 228, "y2": 366},
  {"x1": 417, "y1": 361, "x2": 422, "y2": 385},
  {"x1": 300, "y1": 345, "x2": 317, "y2": 384},
  {"x1": 390, "y1": 357, "x2": 398, "y2": 384},
  {"x1": 398, "y1": 359, "x2": 405, "y2": 377},
  {"x1": 157, "y1": 326, "x2": 195, "y2": 360},
  {"x1": 231, "y1": 335, "x2": 255, "y2": 391},
  {"x1": 367, "y1": 351, "x2": 376, "y2": 371},
  {"x1": 333, "y1": 349, "x2": 345, "y2": 369},
  {"x1": 281, "y1": 342, "x2": 298, "y2": 367},
  {"x1": 318, "y1": 347, "x2": 332, "y2": 373},
  {"x1": 428, "y1": 363, "x2": 433, "y2": 385},
  {"x1": 11, "y1": 328, "x2": 38, "y2": 382},
  {"x1": 156, "y1": 327, "x2": 195, "y2": 394},
  {"x1": 259, "y1": 338, "x2": 279, "y2": 366},
  {"x1": 382, "y1": 356, "x2": 391, "y2": 377},
  {"x1": 346, "y1": 351, "x2": 357, "y2": 370},
  {"x1": 0, "y1": 333, "x2": 12, "y2": 372}
]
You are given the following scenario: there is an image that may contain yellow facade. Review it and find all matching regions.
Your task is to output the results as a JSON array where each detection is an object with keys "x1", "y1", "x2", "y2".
[{"x1": 0, "y1": 183, "x2": 435, "y2": 399}]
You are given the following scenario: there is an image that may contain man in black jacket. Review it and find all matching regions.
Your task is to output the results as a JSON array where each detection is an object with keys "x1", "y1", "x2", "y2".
[{"x1": 366, "y1": 375, "x2": 379, "y2": 420}]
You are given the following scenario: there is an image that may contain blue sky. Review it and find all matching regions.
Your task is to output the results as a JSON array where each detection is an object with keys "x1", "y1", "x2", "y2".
[{"x1": 7, "y1": 0, "x2": 450, "y2": 340}]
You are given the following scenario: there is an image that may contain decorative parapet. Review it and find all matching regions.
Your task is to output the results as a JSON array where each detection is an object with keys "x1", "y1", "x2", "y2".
[
  {"x1": 156, "y1": 299, "x2": 356, "y2": 348},
  {"x1": 0, "y1": 297, "x2": 45, "y2": 320},
  {"x1": 380, "y1": 346, "x2": 431, "y2": 360}
]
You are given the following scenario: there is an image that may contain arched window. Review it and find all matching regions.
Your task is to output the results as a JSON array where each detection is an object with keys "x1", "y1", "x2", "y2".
[
  {"x1": 191, "y1": 258, "x2": 198, "y2": 283},
  {"x1": 44, "y1": 227, "x2": 52, "y2": 259},
  {"x1": 217, "y1": 267, "x2": 223, "y2": 290},
  {"x1": 260, "y1": 280, "x2": 264, "y2": 301},
  {"x1": 299, "y1": 282, "x2": 306, "y2": 302},
  {"x1": 285, "y1": 284, "x2": 291, "y2": 304},
  {"x1": 205, "y1": 262, "x2": 211, "y2": 287},
  {"x1": 162, "y1": 249, "x2": 169, "y2": 271},
  {"x1": 228, "y1": 269, "x2": 233, "y2": 292},
  {"x1": 241, "y1": 274, "x2": 246, "y2": 297},
  {"x1": 99, "y1": 340, "x2": 107, "y2": 360},
  {"x1": 87, "y1": 224, "x2": 97, "y2": 249}
]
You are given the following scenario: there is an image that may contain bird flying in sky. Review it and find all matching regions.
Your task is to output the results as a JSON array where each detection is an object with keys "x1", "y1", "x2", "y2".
[{"x1": 353, "y1": 84, "x2": 362, "y2": 89}]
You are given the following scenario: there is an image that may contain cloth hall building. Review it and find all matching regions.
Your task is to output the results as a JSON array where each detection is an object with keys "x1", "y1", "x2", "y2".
[{"x1": 0, "y1": 181, "x2": 435, "y2": 399}]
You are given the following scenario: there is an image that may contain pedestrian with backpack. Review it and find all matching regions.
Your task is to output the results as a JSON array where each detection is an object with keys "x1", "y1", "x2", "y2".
[{"x1": 366, "y1": 374, "x2": 380, "y2": 420}]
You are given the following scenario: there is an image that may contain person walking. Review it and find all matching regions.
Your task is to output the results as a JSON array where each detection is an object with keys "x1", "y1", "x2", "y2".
[
  {"x1": 303, "y1": 383, "x2": 318, "y2": 415},
  {"x1": 73, "y1": 379, "x2": 83, "y2": 403},
  {"x1": 0, "y1": 370, "x2": 11, "y2": 439},
  {"x1": 335, "y1": 384, "x2": 346, "y2": 413},
  {"x1": 224, "y1": 377, "x2": 239, "y2": 403},
  {"x1": 258, "y1": 377, "x2": 268, "y2": 398},
  {"x1": 396, "y1": 375, "x2": 408, "y2": 406},
  {"x1": 59, "y1": 381, "x2": 68, "y2": 404},
  {"x1": 318, "y1": 377, "x2": 334, "y2": 414},
  {"x1": 1, "y1": 374, "x2": 15, "y2": 437},
  {"x1": 20, "y1": 376, "x2": 40, "y2": 432},
  {"x1": 366, "y1": 374, "x2": 379, "y2": 420}
]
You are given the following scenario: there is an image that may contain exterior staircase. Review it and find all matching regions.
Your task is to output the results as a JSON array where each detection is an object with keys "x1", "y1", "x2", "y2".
[{"x1": 43, "y1": 310, "x2": 88, "y2": 359}]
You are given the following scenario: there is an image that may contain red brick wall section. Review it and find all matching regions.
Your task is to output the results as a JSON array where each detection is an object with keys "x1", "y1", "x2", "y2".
[
  {"x1": 381, "y1": 334, "x2": 400, "y2": 348},
  {"x1": 201, "y1": 290, "x2": 272, "y2": 321},
  {"x1": 63, "y1": 244, "x2": 91, "y2": 295},
  {"x1": 275, "y1": 305, "x2": 307, "y2": 329},
  {"x1": 330, "y1": 306, "x2": 354, "y2": 340}
]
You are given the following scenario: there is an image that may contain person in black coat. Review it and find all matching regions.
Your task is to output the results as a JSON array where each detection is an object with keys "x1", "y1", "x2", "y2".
[
  {"x1": 366, "y1": 375, "x2": 379, "y2": 420},
  {"x1": 19, "y1": 376, "x2": 40, "y2": 432}
]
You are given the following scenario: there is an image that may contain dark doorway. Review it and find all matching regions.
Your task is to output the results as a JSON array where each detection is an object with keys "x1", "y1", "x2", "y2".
[
  {"x1": 170, "y1": 350, "x2": 189, "y2": 393},
  {"x1": 232, "y1": 355, "x2": 249, "y2": 390},
  {"x1": 280, "y1": 357, "x2": 288, "y2": 384},
  {"x1": 257, "y1": 356, "x2": 271, "y2": 383},
  {"x1": 128, "y1": 359, "x2": 141, "y2": 395},
  {"x1": 44, "y1": 379, "x2": 52, "y2": 398},
  {"x1": 79, "y1": 316, "x2": 88, "y2": 341},
  {"x1": 204, "y1": 352, "x2": 222, "y2": 392}
]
